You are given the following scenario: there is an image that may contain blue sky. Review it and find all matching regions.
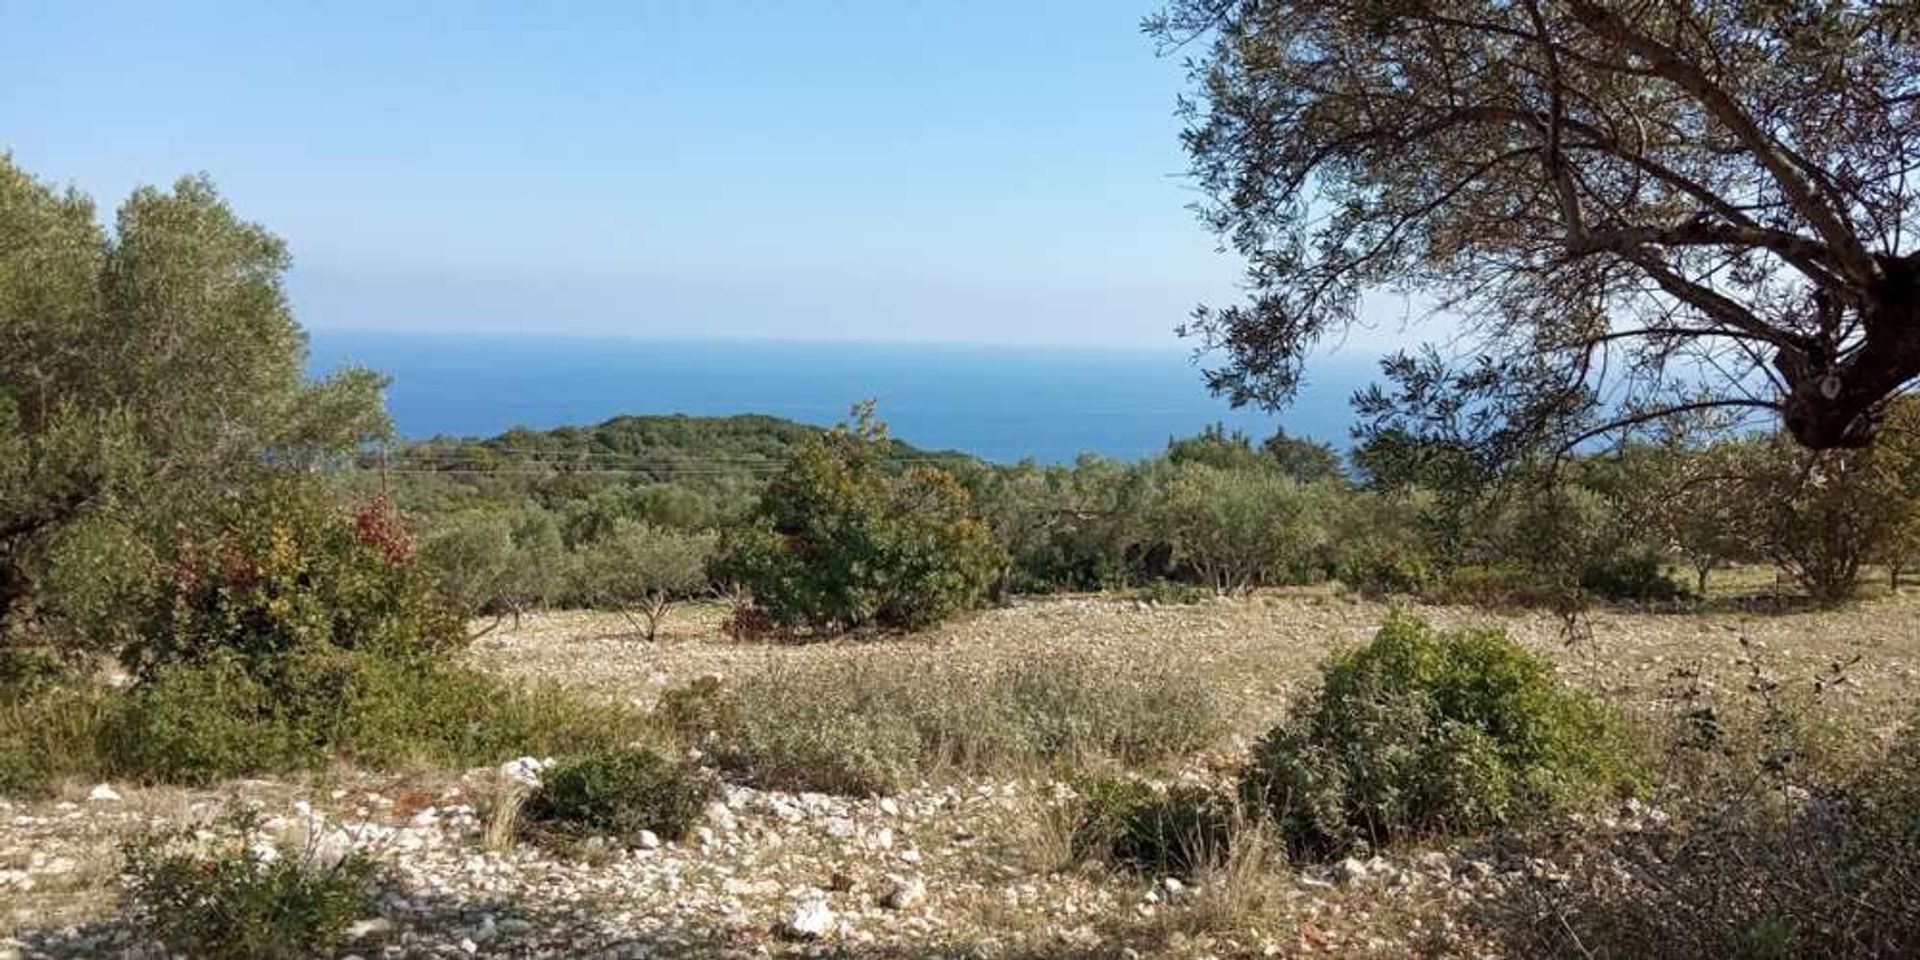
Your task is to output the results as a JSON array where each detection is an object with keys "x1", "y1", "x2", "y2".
[{"x1": 7, "y1": 1, "x2": 1432, "y2": 357}]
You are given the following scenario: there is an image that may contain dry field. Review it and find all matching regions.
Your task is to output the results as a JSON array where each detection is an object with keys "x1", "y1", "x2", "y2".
[{"x1": 4, "y1": 590, "x2": 1916, "y2": 959}]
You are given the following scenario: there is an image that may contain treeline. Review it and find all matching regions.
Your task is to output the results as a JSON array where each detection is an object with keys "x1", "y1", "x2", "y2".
[{"x1": 391, "y1": 402, "x2": 1920, "y2": 639}]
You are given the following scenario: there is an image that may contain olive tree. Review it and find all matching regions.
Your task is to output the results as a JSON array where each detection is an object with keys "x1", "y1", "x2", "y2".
[
  {"x1": 1, "y1": 157, "x2": 388, "y2": 646},
  {"x1": 581, "y1": 521, "x2": 716, "y2": 641},
  {"x1": 1152, "y1": 1, "x2": 1920, "y2": 452},
  {"x1": 1150, "y1": 463, "x2": 1326, "y2": 595}
]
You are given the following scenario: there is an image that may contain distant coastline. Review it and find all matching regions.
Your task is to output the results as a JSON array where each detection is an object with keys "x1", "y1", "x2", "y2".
[{"x1": 307, "y1": 328, "x2": 1380, "y2": 464}]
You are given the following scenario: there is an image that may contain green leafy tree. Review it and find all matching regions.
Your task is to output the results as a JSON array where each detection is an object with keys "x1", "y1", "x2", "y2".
[
  {"x1": 580, "y1": 520, "x2": 715, "y2": 640},
  {"x1": 714, "y1": 405, "x2": 1004, "y2": 634},
  {"x1": 1152, "y1": 0, "x2": 1920, "y2": 452},
  {"x1": 0, "y1": 157, "x2": 389, "y2": 649},
  {"x1": 1263, "y1": 428, "x2": 1346, "y2": 485},
  {"x1": 1149, "y1": 462, "x2": 1326, "y2": 595}
]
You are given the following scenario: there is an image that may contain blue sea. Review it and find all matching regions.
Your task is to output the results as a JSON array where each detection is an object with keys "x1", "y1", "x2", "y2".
[{"x1": 307, "y1": 330, "x2": 1382, "y2": 464}]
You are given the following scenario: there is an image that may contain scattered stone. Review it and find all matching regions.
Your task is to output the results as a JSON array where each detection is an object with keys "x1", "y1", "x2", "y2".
[
  {"x1": 881, "y1": 875, "x2": 926, "y2": 910},
  {"x1": 783, "y1": 898, "x2": 835, "y2": 940},
  {"x1": 85, "y1": 784, "x2": 121, "y2": 803},
  {"x1": 636, "y1": 829, "x2": 662, "y2": 850}
]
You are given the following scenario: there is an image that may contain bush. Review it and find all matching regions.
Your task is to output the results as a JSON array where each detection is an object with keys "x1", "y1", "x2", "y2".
[
  {"x1": 103, "y1": 651, "x2": 642, "y2": 785},
  {"x1": 520, "y1": 748, "x2": 713, "y2": 845},
  {"x1": 660, "y1": 656, "x2": 1218, "y2": 794},
  {"x1": 713, "y1": 405, "x2": 1005, "y2": 634},
  {"x1": 1580, "y1": 549, "x2": 1689, "y2": 603},
  {"x1": 0, "y1": 649, "x2": 642, "y2": 792},
  {"x1": 1423, "y1": 563, "x2": 1563, "y2": 608},
  {"x1": 0, "y1": 680, "x2": 118, "y2": 795},
  {"x1": 1478, "y1": 701, "x2": 1920, "y2": 959},
  {"x1": 1070, "y1": 776, "x2": 1237, "y2": 876},
  {"x1": 1147, "y1": 463, "x2": 1329, "y2": 594},
  {"x1": 121, "y1": 807, "x2": 379, "y2": 960},
  {"x1": 1241, "y1": 613, "x2": 1635, "y2": 859},
  {"x1": 1129, "y1": 579, "x2": 1213, "y2": 606},
  {"x1": 127, "y1": 478, "x2": 463, "y2": 677}
]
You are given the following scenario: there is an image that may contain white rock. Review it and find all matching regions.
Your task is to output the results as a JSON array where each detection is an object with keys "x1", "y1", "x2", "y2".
[
  {"x1": 877, "y1": 797, "x2": 900, "y2": 817},
  {"x1": 825, "y1": 816, "x2": 856, "y2": 838},
  {"x1": 85, "y1": 784, "x2": 121, "y2": 803},
  {"x1": 636, "y1": 830, "x2": 662, "y2": 850},
  {"x1": 881, "y1": 875, "x2": 927, "y2": 910},
  {"x1": 1334, "y1": 857, "x2": 1371, "y2": 885},
  {"x1": 704, "y1": 800, "x2": 738, "y2": 832},
  {"x1": 783, "y1": 898, "x2": 835, "y2": 939},
  {"x1": 344, "y1": 917, "x2": 396, "y2": 940},
  {"x1": 499, "y1": 757, "x2": 545, "y2": 789}
]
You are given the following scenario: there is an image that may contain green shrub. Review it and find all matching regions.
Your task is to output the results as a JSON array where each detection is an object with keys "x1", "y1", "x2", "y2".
[
  {"x1": 712, "y1": 405, "x2": 1005, "y2": 634},
  {"x1": 0, "y1": 680, "x2": 118, "y2": 795},
  {"x1": 1241, "y1": 612, "x2": 1635, "y2": 859},
  {"x1": 1423, "y1": 563, "x2": 1565, "y2": 608},
  {"x1": 0, "y1": 646, "x2": 69, "y2": 694},
  {"x1": 105, "y1": 651, "x2": 642, "y2": 785},
  {"x1": 1071, "y1": 776, "x2": 1237, "y2": 876},
  {"x1": 121, "y1": 807, "x2": 379, "y2": 960},
  {"x1": 521, "y1": 748, "x2": 713, "y2": 844},
  {"x1": 126, "y1": 477, "x2": 463, "y2": 678},
  {"x1": 1335, "y1": 547, "x2": 1432, "y2": 598},
  {"x1": 662, "y1": 657, "x2": 1218, "y2": 794},
  {"x1": 1580, "y1": 549, "x2": 1689, "y2": 602},
  {"x1": 1129, "y1": 579, "x2": 1213, "y2": 606},
  {"x1": 0, "y1": 649, "x2": 643, "y2": 793}
]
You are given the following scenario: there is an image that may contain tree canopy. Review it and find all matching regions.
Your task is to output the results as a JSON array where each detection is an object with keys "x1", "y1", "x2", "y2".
[
  {"x1": 0, "y1": 156, "x2": 389, "y2": 644},
  {"x1": 1151, "y1": 0, "x2": 1920, "y2": 452}
]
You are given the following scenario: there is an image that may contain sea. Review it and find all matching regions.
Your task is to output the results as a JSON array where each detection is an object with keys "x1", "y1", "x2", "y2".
[{"x1": 307, "y1": 329, "x2": 1382, "y2": 465}]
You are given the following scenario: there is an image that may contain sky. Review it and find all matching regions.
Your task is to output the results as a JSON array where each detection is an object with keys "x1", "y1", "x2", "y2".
[{"x1": 3, "y1": 0, "x2": 1334, "y2": 349}]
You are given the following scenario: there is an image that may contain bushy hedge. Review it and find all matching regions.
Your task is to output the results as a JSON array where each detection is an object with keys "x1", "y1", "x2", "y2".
[{"x1": 1241, "y1": 613, "x2": 1636, "y2": 858}]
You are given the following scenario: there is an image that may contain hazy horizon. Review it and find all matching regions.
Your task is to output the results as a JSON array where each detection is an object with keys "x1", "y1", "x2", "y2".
[{"x1": 7, "y1": 1, "x2": 1436, "y2": 355}]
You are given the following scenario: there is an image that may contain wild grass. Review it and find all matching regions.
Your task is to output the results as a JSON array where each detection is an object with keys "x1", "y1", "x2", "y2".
[{"x1": 660, "y1": 653, "x2": 1220, "y2": 794}]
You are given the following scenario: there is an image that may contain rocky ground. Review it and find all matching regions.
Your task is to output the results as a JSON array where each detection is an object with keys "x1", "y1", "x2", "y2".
[{"x1": 3, "y1": 590, "x2": 1916, "y2": 959}]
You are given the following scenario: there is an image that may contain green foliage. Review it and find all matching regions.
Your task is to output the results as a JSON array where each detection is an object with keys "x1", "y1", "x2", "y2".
[
  {"x1": 715, "y1": 405, "x2": 1004, "y2": 634},
  {"x1": 579, "y1": 521, "x2": 715, "y2": 639},
  {"x1": 127, "y1": 478, "x2": 462, "y2": 677},
  {"x1": 1242, "y1": 613, "x2": 1635, "y2": 859},
  {"x1": 1129, "y1": 579, "x2": 1213, "y2": 606},
  {"x1": 1148, "y1": 462, "x2": 1330, "y2": 594},
  {"x1": 1262, "y1": 428, "x2": 1347, "y2": 484},
  {"x1": 660, "y1": 656, "x2": 1218, "y2": 795},
  {"x1": 0, "y1": 649, "x2": 640, "y2": 793},
  {"x1": 521, "y1": 748, "x2": 714, "y2": 845},
  {"x1": 1, "y1": 157, "x2": 389, "y2": 649},
  {"x1": 1070, "y1": 776, "x2": 1237, "y2": 876},
  {"x1": 121, "y1": 807, "x2": 378, "y2": 960}
]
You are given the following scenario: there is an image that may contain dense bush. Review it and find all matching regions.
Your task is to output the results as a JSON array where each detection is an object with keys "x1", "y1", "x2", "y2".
[
  {"x1": 521, "y1": 747, "x2": 714, "y2": 845},
  {"x1": 1241, "y1": 613, "x2": 1635, "y2": 859},
  {"x1": 127, "y1": 478, "x2": 462, "y2": 678},
  {"x1": 121, "y1": 807, "x2": 380, "y2": 960},
  {"x1": 1148, "y1": 462, "x2": 1331, "y2": 594},
  {"x1": 1070, "y1": 776, "x2": 1237, "y2": 876},
  {"x1": 660, "y1": 656, "x2": 1218, "y2": 795},
  {"x1": 0, "y1": 650, "x2": 642, "y2": 793},
  {"x1": 714, "y1": 406, "x2": 1004, "y2": 634}
]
